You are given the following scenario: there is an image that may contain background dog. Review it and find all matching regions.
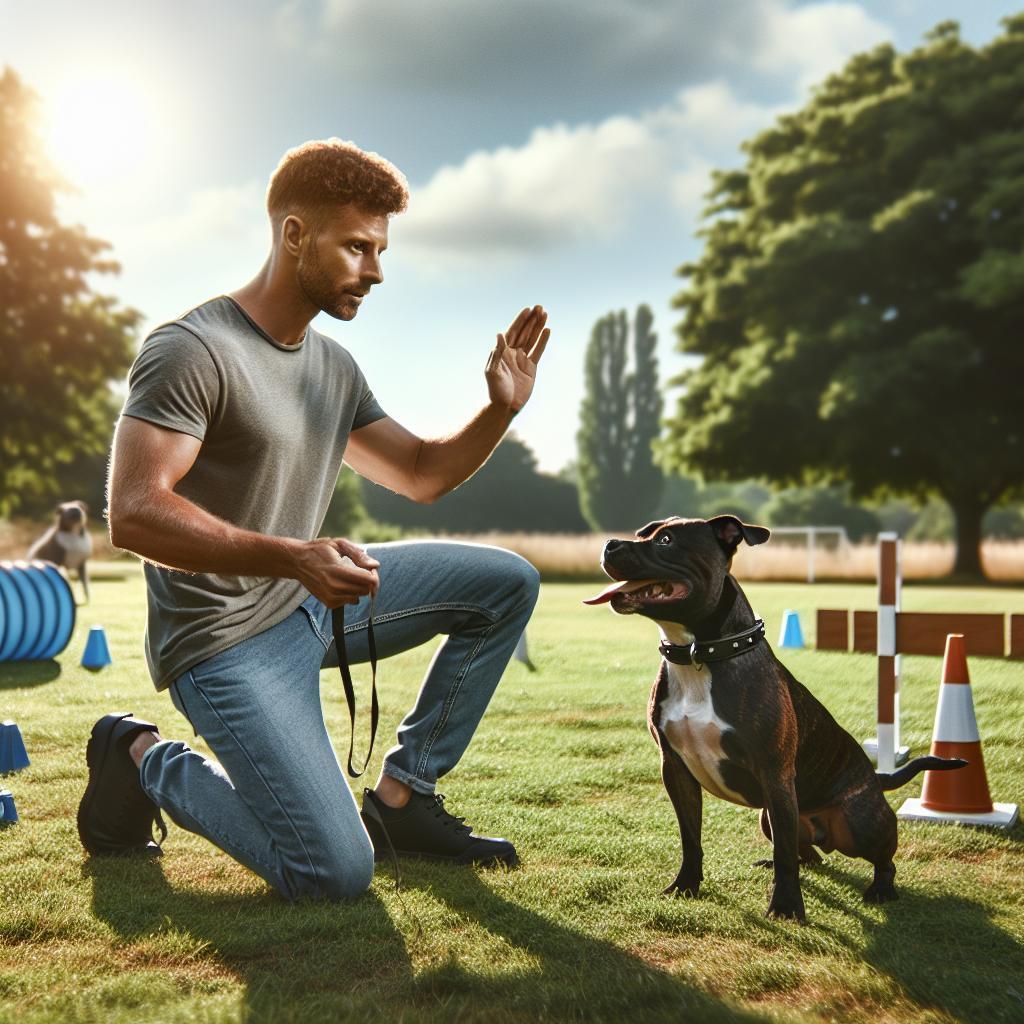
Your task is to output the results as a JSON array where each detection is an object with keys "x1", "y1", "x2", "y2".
[
  {"x1": 586, "y1": 514, "x2": 965, "y2": 922},
  {"x1": 28, "y1": 500, "x2": 93, "y2": 603}
]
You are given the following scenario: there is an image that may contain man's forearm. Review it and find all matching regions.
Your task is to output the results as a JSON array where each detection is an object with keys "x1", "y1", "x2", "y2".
[
  {"x1": 414, "y1": 401, "x2": 516, "y2": 501},
  {"x1": 109, "y1": 489, "x2": 300, "y2": 578}
]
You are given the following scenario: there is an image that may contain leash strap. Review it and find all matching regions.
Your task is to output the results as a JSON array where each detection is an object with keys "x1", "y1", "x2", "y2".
[
  {"x1": 331, "y1": 600, "x2": 379, "y2": 778},
  {"x1": 660, "y1": 619, "x2": 766, "y2": 666}
]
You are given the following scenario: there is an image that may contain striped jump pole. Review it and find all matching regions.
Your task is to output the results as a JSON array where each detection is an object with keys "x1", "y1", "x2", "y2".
[{"x1": 862, "y1": 533, "x2": 910, "y2": 770}]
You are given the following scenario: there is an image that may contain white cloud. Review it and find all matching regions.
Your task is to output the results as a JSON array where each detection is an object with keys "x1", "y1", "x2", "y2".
[
  {"x1": 755, "y1": 1, "x2": 891, "y2": 91},
  {"x1": 398, "y1": 81, "x2": 779, "y2": 261}
]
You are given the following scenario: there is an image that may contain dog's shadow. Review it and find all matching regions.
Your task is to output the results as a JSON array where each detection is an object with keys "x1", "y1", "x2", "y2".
[
  {"x1": 86, "y1": 855, "x2": 771, "y2": 1023},
  {"x1": 790, "y1": 857, "x2": 1024, "y2": 1024},
  {"x1": 0, "y1": 659, "x2": 61, "y2": 689}
]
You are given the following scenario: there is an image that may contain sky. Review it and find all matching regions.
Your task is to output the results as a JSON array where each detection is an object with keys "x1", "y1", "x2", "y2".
[{"x1": 2, "y1": 0, "x2": 1019, "y2": 474}]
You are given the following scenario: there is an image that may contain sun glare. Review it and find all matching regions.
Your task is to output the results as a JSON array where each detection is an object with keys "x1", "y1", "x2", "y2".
[{"x1": 44, "y1": 72, "x2": 156, "y2": 189}]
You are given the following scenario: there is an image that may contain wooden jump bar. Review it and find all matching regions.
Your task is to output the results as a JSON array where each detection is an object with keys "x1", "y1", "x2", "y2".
[{"x1": 817, "y1": 609, "x2": 1018, "y2": 657}]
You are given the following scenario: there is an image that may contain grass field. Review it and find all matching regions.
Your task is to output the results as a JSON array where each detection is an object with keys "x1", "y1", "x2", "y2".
[{"x1": 1, "y1": 564, "x2": 1022, "y2": 1024}]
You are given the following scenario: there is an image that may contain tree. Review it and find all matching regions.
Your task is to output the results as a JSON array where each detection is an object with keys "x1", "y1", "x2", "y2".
[
  {"x1": 0, "y1": 68, "x2": 140, "y2": 518},
  {"x1": 576, "y1": 305, "x2": 663, "y2": 529},
  {"x1": 761, "y1": 485, "x2": 881, "y2": 542},
  {"x1": 361, "y1": 434, "x2": 589, "y2": 533},
  {"x1": 661, "y1": 18, "x2": 1024, "y2": 578}
]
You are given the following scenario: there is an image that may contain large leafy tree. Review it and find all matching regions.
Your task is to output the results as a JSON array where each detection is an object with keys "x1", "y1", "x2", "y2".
[
  {"x1": 0, "y1": 68, "x2": 139, "y2": 518},
  {"x1": 662, "y1": 18, "x2": 1024, "y2": 578},
  {"x1": 577, "y1": 305, "x2": 663, "y2": 529}
]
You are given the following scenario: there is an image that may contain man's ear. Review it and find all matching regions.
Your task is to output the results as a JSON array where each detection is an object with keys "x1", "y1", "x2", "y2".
[
  {"x1": 636, "y1": 519, "x2": 666, "y2": 539},
  {"x1": 707, "y1": 515, "x2": 771, "y2": 555}
]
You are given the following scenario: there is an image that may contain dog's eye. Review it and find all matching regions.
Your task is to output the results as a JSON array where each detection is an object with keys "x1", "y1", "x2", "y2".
[{"x1": 656, "y1": 533, "x2": 673, "y2": 546}]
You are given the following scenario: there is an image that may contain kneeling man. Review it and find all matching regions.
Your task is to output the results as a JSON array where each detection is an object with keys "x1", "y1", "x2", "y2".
[{"x1": 77, "y1": 139, "x2": 550, "y2": 901}]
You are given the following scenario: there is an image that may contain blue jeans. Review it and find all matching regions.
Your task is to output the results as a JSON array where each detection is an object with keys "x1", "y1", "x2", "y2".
[{"x1": 138, "y1": 541, "x2": 539, "y2": 901}]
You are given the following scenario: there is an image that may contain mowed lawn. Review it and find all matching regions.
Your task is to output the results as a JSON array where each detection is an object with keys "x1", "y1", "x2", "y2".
[{"x1": 1, "y1": 564, "x2": 1022, "y2": 1024}]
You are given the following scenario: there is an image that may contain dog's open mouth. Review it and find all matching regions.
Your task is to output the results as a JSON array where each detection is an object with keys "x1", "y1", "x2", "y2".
[{"x1": 583, "y1": 578, "x2": 690, "y2": 613}]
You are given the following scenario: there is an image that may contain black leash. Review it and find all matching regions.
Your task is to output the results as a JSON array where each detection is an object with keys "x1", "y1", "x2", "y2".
[
  {"x1": 330, "y1": 598, "x2": 406, "y2": 890},
  {"x1": 331, "y1": 600, "x2": 380, "y2": 778},
  {"x1": 659, "y1": 619, "x2": 766, "y2": 666}
]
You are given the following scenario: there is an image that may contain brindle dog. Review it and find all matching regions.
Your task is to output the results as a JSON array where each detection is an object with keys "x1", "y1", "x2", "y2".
[{"x1": 585, "y1": 515, "x2": 965, "y2": 921}]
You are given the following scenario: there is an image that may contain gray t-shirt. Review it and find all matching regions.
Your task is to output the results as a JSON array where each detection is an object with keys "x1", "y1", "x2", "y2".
[{"x1": 121, "y1": 295, "x2": 386, "y2": 690}]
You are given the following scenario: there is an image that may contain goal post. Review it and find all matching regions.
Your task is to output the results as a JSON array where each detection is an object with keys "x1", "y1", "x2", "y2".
[{"x1": 765, "y1": 526, "x2": 851, "y2": 584}]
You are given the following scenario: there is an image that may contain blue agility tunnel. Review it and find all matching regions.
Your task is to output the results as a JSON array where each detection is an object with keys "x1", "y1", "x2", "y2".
[{"x1": 0, "y1": 560, "x2": 76, "y2": 662}]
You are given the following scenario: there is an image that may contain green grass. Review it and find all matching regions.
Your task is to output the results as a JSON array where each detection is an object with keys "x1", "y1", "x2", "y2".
[{"x1": 1, "y1": 567, "x2": 1023, "y2": 1023}]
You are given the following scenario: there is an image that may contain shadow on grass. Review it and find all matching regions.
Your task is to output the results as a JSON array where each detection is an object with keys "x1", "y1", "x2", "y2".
[
  {"x1": 87, "y1": 855, "x2": 413, "y2": 1022},
  {"x1": 398, "y1": 865, "x2": 767, "y2": 1024},
  {"x1": 795, "y1": 859, "x2": 1024, "y2": 1024},
  {"x1": 87, "y1": 855, "x2": 771, "y2": 1024},
  {"x1": 0, "y1": 659, "x2": 61, "y2": 689}
]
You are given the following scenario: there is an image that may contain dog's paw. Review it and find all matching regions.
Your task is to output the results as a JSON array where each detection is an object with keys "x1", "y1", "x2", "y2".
[
  {"x1": 766, "y1": 888, "x2": 806, "y2": 922},
  {"x1": 863, "y1": 882, "x2": 898, "y2": 904},
  {"x1": 752, "y1": 858, "x2": 774, "y2": 869},
  {"x1": 662, "y1": 873, "x2": 701, "y2": 898}
]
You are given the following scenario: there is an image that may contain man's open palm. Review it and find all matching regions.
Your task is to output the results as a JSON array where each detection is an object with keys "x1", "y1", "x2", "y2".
[{"x1": 485, "y1": 305, "x2": 551, "y2": 412}]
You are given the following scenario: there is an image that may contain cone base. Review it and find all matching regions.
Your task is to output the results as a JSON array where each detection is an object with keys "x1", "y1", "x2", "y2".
[
  {"x1": 861, "y1": 738, "x2": 910, "y2": 767},
  {"x1": 897, "y1": 797, "x2": 1019, "y2": 830}
]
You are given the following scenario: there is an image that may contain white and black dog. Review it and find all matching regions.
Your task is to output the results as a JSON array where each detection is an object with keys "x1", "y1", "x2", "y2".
[
  {"x1": 586, "y1": 515, "x2": 965, "y2": 921},
  {"x1": 28, "y1": 500, "x2": 93, "y2": 603}
]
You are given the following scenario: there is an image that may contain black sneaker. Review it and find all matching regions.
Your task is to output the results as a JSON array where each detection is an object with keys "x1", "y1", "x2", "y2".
[
  {"x1": 361, "y1": 788, "x2": 518, "y2": 867},
  {"x1": 77, "y1": 712, "x2": 167, "y2": 857}
]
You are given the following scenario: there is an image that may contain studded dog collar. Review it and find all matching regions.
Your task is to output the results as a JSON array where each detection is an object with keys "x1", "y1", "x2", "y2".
[{"x1": 658, "y1": 619, "x2": 766, "y2": 666}]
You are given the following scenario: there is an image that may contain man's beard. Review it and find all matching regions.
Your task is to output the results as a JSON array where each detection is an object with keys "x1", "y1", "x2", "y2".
[{"x1": 296, "y1": 241, "x2": 355, "y2": 320}]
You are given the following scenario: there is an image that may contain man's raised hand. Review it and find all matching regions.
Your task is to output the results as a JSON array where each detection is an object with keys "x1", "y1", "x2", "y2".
[{"x1": 485, "y1": 305, "x2": 551, "y2": 413}]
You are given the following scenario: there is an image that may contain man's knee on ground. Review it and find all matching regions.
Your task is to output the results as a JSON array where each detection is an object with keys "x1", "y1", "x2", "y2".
[{"x1": 282, "y1": 834, "x2": 375, "y2": 902}]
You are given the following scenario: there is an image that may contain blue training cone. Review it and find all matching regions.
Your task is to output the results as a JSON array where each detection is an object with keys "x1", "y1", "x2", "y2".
[
  {"x1": 0, "y1": 789, "x2": 18, "y2": 825},
  {"x1": 81, "y1": 625, "x2": 112, "y2": 670},
  {"x1": 779, "y1": 610, "x2": 804, "y2": 648},
  {"x1": 0, "y1": 721, "x2": 29, "y2": 773}
]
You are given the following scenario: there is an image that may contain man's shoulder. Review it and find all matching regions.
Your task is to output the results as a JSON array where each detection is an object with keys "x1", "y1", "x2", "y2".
[{"x1": 146, "y1": 296, "x2": 241, "y2": 345}]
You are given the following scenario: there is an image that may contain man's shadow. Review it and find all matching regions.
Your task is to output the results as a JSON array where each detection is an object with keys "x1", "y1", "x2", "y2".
[
  {"x1": 87, "y1": 855, "x2": 412, "y2": 1021},
  {"x1": 87, "y1": 855, "x2": 771, "y2": 1023}
]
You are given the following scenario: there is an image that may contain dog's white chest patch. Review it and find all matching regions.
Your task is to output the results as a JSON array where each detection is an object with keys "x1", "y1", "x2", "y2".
[
  {"x1": 56, "y1": 530, "x2": 92, "y2": 569},
  {"x1": 659, "y1": 662, "x2": 752, "y2": 807}
]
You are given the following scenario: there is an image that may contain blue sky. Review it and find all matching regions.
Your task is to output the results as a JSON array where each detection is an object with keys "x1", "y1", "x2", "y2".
[{"x1": 3, "y1": 0, "x2": 1018, "y2": 473}]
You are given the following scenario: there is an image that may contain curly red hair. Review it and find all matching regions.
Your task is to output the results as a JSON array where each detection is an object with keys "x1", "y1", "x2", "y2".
[{"x1": 267, "y1": 138, "x2": 409, "y2": 225}]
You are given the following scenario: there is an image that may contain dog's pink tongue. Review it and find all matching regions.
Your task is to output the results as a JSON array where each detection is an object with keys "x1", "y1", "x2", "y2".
[{"x1": 582, "y1": 579, "x2": 658, "y2": 605}]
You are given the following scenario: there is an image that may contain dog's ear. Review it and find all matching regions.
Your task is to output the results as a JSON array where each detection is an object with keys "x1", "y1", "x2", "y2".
[
  {"x1": 635, "y1": 519, "x2": 666, "y2": 540},
  {"x1": 708, "y1": 515, "x2": 771, "y2": 555}
]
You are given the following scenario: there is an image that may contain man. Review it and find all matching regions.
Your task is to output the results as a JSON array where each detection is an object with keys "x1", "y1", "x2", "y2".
[{"x1": 77, "y1": 139, "x2": 550, "y2": 901}]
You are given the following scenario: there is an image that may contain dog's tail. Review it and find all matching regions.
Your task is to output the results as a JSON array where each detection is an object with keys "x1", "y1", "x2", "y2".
[{"x1": 877, "y1": 755, "x2": 967, "y2": 791}]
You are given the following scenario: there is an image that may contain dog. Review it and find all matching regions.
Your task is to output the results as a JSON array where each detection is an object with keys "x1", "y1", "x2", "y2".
[
  {"x1": 28, "y1": 500, "x2": 93, "y2": 603},
  {"x1": 585, "y1": 514, "x2": 965, "y2": 921}
]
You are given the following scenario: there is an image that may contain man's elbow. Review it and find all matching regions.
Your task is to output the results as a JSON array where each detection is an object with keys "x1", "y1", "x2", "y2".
[{"x1": 107, "y1": 500, "x2": 147, "y2": 552}]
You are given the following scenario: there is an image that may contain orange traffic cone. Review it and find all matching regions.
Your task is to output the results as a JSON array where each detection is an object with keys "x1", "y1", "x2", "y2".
[{"x1": 898, "y1": 634, "x2": 1018, "y2": 829}]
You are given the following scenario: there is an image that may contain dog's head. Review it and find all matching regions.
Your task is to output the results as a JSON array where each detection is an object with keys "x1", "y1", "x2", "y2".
[
  {"x1": 584, "y1": 515, "x2": 770, "y2": 625},
  {"x1": 55, "y1": 500, "x2": 89, "y2": 533}
]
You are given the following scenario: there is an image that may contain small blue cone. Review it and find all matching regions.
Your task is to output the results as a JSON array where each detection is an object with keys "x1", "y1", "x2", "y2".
[
  {"x1": 0, "y1": 789, "x2": 18, "y2": 825},
  {"x1": 0, "y1": 721, "x2": 29, "y2": 773},
  {"x1": 779, "y1": 610, "x2": 804, "y2": 648},
  {"x1": 81, "y1": 625, "x2": 112, "y2": 670}
]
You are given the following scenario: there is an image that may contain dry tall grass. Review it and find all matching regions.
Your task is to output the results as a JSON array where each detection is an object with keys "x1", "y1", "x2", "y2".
[
  {"x1": 3, "y1": 521, "x2": 1023, "y2": 581},
  {"x1": 428, "y1": 531, "x2": 1024, "y2": 582}
]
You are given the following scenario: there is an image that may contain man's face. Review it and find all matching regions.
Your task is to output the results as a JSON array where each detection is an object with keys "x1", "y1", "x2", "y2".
[{"x1": 295, "y1": 204, "x2": 389, "y2": 321}]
